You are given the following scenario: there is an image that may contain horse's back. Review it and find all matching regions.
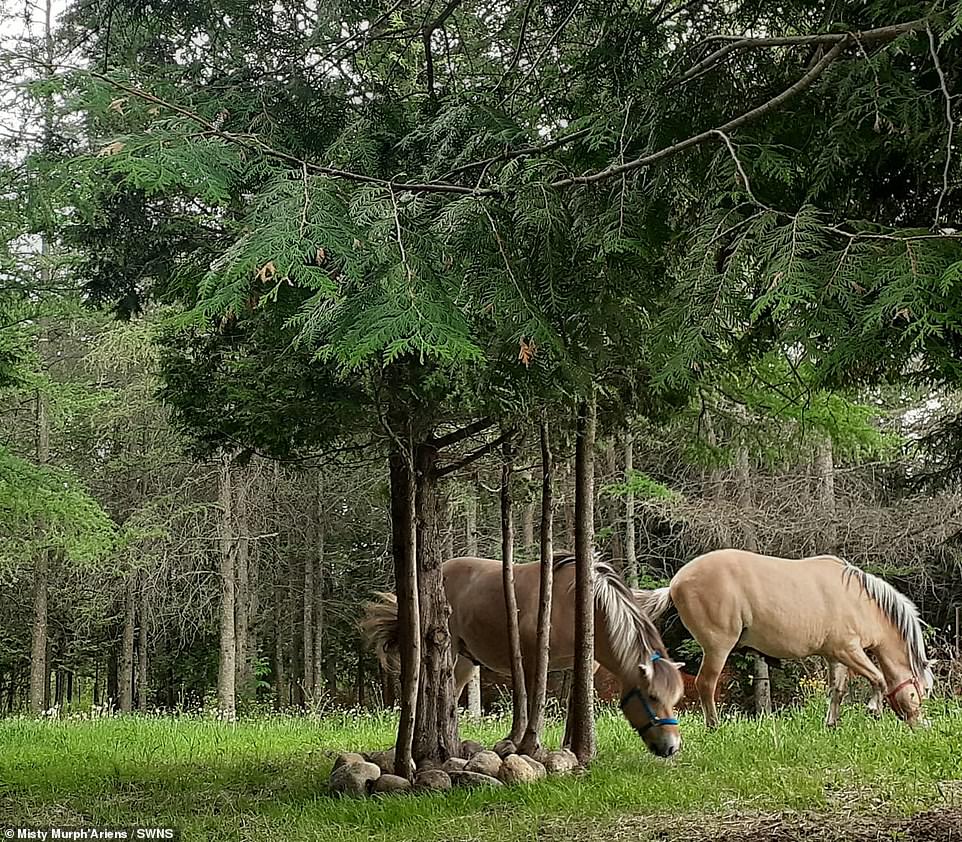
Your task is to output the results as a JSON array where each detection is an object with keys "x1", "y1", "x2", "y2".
[{"x1": 670, "y1": 549, "x2": 851, "y2": 658}]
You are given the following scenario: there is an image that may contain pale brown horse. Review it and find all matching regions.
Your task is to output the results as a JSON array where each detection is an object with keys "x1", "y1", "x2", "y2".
[
  {"x1": 642, "y1": 549, "x2": 934, "y2": 728},
  {"x1": 363, "y1": 554, "x2": 685, "y2": 757}
]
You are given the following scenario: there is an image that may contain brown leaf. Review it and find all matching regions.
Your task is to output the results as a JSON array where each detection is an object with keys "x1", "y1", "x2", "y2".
[
  {"x1": 518, "y1": 338, "x2": 536, "y2": 367},
  {"x1": 255, "y1": 261, "x2": 277, "y2": 284},
  {"x1": 108, "y1": 97, "x2": 127, "y2": 115},
  {"x1": 96, "y1": 141, "x2": 126, "y2": 157}
]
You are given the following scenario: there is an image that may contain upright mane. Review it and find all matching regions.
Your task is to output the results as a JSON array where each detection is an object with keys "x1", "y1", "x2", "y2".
[
  {"x1": 841, "y1": 560, "x2": 930, "y2": 683},
  {"x1": 553, "y1": 554, "x2": 671, "y2": 680}
]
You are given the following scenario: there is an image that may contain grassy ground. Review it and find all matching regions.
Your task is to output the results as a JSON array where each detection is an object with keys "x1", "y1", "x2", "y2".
[{"x1": 2, "y1": 701, "x2": 961, "y2": 842}]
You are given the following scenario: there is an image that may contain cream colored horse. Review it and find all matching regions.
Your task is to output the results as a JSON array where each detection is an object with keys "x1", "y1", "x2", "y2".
[
  {"x1": 363, "y1": 554, "x2": 685, "y2": 757},
  {"x1": 642, "y1": 549, "x2": 934, "y2": 727}
]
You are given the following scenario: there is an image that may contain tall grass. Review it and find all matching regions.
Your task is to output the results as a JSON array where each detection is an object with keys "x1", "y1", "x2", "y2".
[{"x1": 1, "y1": 700, "x2": 960, "y2": 842}]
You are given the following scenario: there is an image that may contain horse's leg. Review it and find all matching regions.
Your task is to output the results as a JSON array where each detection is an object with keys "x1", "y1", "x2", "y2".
[
  {"x1": 832, "y1": 646, "x2": 887, "y2": 707},
  {"x1": 453, "y1": 655, "x2": 478, "y2": 705},
  {"x1": 695, "y1": 644, "x2": 733, "y2": 728},
  {"x1": 824, "y1": 659, "x2": 849, "y2": 727},
  {"x1": 866, "y1": 683, "x2": 884, "y2": 718}
]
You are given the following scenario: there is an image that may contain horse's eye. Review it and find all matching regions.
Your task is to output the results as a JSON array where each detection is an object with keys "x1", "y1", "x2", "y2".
[{"x1": 649, "y1": 695, "x2": 660, "y2": 706}]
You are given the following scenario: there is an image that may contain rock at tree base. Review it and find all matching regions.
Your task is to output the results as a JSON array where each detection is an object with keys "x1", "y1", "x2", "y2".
[
  {"x1": 332, "y1": 752, "x2": 366, "y2": 772},
  {"x1": 499, "y1": 754, "x2": 539, "y2": 784},
  {"x1": 442, "y1": 757, "x2": 468, "y2": 773},
  {"x1": 465, "y1": 750, "x2": 502, "y2": 777},
  {"x1": 413, "y1": 769, "x2": 452, "y2": 792},
  {"x1": 449, "y1": 770, "x2": 504, "y2": 789},
  {"x1": 460, "y1": 739, "x2": 484, "y2": 759},
  {"x1": 372, "y1": 774, "x2": 412, "y2": 795},
  {"x1": 543, "y1": 749, "x2": 578, "y2": 775},
  {"x1": 519, "y1": 755, "x2": 547, "y2": 780},
  {"x1": 330, "y1": 761, "x2": 381, "y2": 796},
  {"x1": 493, "y1": 738, "x2": 517, "y2": 758}
]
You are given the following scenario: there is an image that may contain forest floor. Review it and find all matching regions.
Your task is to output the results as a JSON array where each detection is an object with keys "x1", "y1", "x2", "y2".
[{"x1": 1, "y1": 701, "x2": 961, "y2": 842}]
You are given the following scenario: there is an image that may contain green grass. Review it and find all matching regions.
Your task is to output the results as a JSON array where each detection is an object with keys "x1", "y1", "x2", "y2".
[{"x1": 1, "y1": 701, "x2": 960, "y2": 842}]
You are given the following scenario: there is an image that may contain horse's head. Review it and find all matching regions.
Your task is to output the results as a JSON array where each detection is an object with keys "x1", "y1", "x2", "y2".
[
  {"x1": 619, "y1": 652, "x2": 684, "y2": 757},
  {"x1": 886, "y1": 675, "x2": 928, "y2": 726}
]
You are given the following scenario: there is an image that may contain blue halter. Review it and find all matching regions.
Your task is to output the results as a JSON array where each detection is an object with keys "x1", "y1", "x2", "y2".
[{"x1": 619, "y1": 652, "x2": 680, "y2": 734}]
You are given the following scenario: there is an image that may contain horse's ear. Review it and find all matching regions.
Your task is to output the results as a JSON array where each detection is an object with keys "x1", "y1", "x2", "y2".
[{"x1": 639, "y1": 661, "x2": 653, "y2": 679}]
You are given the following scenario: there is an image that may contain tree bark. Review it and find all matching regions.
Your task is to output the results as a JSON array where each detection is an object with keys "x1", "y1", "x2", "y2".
[
  {"x1": 302, "y1": 550, "x2": 314, "y2": 707},
  {"x1": 521, "y1": 469, "x2": 536, "y2": 558},
  {"x1": 217, "y1": 453, "x2": 237, "y2": 719},
  {"x1": 564, "y1": 457, "x2": 576, "y2": 551},
  {"x1": 463, "y1": 487, "x2": 482, "y2": 717},
  {"x1": 311, "y1": 473, "x2": 325, "y2": 703},
  {"x1": 137, "y1": 580, "x2": 149, "y2": 710},
  {"x1": 119, "y1": 576, "x2": 136, "y2": 713},
  {"x1": 570, "y1": 397, "x2": 597, "y2": 764},
  {"x1": 29, "y1": 388, "x2": 50, "y2": 715},
  {"x1": 623, "y1": 428, "x2": 639, "y2": 587},
  {"x1": 815, "y1": 436, "x2": 837, "y2": 553},
  {"x1": 273, "y1": 575, "x2": 288, "y2": 710},
  {"x1": 604, "y1": 439, "x2": 625, "y2": 569},
  {"x1": 501, "y1": 437, "x2": 528, "y2": 741},
  {"x1": 413, "y1": 442, "x2": 459, "y2": 764},
  {"x1": 735, "y1": 444, "x2": 770, "y2": 715},
  {"x1": 234, "y1": 465, "x2": 252, "y2": 702},
  {"x1": 519, "y1": 415, "x2": 554, "y2": 756},
  {"x1": 391, "y1": 448, "x2": 420, "y2": 778}
]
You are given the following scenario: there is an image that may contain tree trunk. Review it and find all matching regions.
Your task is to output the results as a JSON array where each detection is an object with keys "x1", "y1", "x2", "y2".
[
  {"x1": 570, "y1": 397, "x2": 597, "y2": 764},
  {"x1": 519, "y1": 415, "x2": 554, "y2": 756},
  {"x1": 29, "y1": 387, "x2": 50, "y2": 715},
  {"x1": 604, "y1": 439, "x2": 625, "y2": 569},
  {"x1": 501, "y1": 438, "x2": 528, "y2": 742},
  {"x1": 137, "y1": 580, "x2": 149, "y2": 710},
  {"x1": 623, "y1": 428, "x2": 639, "y2": 587},
  {"x1": 735, "y1": 444, "x2": 770, "y2": 715},
  {"x1": 815, "y1": 436, "x2": 838, "y2": 553},
  {"x1": 463, "y1": 488, "x2": 482, "y2": 717},
  {"x1": 443, "y1": 497, "x2": 455, "y2": 560},
  {"x1": 311, "y1": 475, "x2": 325, "y2": 703},
  {"x1": 119, "y1": 576, "x2": 136, "y2": 713},
  {"x1": 564, "y1": 457, "x2": 576, "y2": 551},
  {"x1": 234, "y1": 466, "x2": 251, "y2": 702},
  {"x1": 355, "y1": 638, "x2": 366, "y2": 707},
  {"x1": 413, "y1": 442, "x2": 459, "y2": 764},
  {"x1": 302, "y1": 551, "x2": 314, "y2": 707},
  {"x1": 521, "y1": 469, "x2": 536, "y2": 558},
  {"x1": 107, "y1": 651, "x2": 118, "y2": 708},
  {"x1": 391, "y1": 448, "x2": 420, "y2": 778},
  {"x1": 273, "y1": 575, "x2": 288, "y2": 710},
  {"x1": 217, "y1": 453, "x2": 237, "y2": 719}
]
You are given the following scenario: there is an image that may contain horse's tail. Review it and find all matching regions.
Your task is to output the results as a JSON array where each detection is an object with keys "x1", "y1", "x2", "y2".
[
  {"x1": 360, "y1": 592, "x2": 401, "y2": 674},
  {"x1": 636, "y1": 586, "x2": 673, "y2": 624}
]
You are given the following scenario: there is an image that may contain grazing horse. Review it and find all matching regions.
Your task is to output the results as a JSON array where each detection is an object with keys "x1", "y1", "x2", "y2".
[
  {"x1": 362, "y1": 553, "x2": 685, "y2": 757},
  {"x1": 642, "y1": 549, "x2": 934, "y2": 728}
]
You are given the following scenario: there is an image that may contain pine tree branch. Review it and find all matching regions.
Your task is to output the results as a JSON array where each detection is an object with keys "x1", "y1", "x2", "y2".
[
  {"x1": 441, "y1": 128, "x2": 591, "y2": 181},
  {"x1": 503, "y1": 0, "x2": 584, "y2": 104},
  {"x1": 493, "y1": 0, "x2": 537, "y2": 92},
  {"x1": 430, "y1": 417, "x2": 494, "y2": 449},
  {"x1": 672, "y1": 18, "x2": 927, "y2": 88},
  {"x1": 437, "y1": 429, "x2": 515, "y2": 477},
  {"x1": 927, "y1": 22, "x2": 955, "y2": 230},
  {"x1": 424, "y1": 0, "x2": 465, "y2": 99},
  {"x1": 551, "y1": 38, "x2": 848, "y2": 188}
]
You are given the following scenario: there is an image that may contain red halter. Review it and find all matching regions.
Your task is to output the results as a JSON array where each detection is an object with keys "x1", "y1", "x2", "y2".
[{"x1": 884, "y1": 676, "x2": 923, "y2": 717}]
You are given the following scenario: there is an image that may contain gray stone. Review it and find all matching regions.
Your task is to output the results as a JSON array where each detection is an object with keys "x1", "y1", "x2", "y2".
[
  {"x1": 493, "y1": 738, "x2": 517, "y2": 758},
  {"x1": 543, "y1": 748, "x2": 579, "y2": 775},
  {"x1": 332, "y1": 752, "x2": 366, "y2": 772},
  {"x1": 465, "y1": 749, "x2": 502, "y2": 778},
  {"x1": 368, "y1": 748, "x2": 414, "y2": 777},
  {"x1": 413, "y1": 769, "x2": 452, "y2": 792},
  {"x1": 450, "y1": 770, "x2": 504, "y2": 789},
  {"x1": 499, "y1": 753, "x2": 538, "y2": 785},
  {"x1": 330, "y1": 760, "x2": 381, "y2": 796},
  {"x1": 441, "y1": 757, "x2": 468, "y2": 773},
  {"x1": 519, "y1": 754, "x2": 547, "y2": 780},
  {"x1": 372, "y1": 774, "x2": 412, "y2": 795},
  {"x1": 460, "y1": 739, "x2": 484, "y2": 759}
]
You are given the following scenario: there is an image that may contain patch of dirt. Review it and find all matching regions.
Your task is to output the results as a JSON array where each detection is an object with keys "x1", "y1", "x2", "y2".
[{"x1": 541, "y1": 809, "x2": 962, "y2": 842}]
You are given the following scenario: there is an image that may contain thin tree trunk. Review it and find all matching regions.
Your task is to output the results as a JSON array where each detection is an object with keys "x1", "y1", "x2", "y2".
[
  {"x1": 736, "y1": 444, "x2": 770, "y2": 715},
  {"x1": 413, "y1": 442, "x2": 459, "y2": 764},
  {"x1": 443, "y1": 497, "x2": 455, "y2": 560},
  {"x1": 234, "y1": 466, "x2": 251, "y2": 702},
  {"x1": 521, "y1": 469, "x2": 536, "y2": 558},
  {"x1": 501, "y1": 437, "x2": 528, "y2": 742},
  {"x1": 463, "y1": 488, "x2": 482, "y2": 717},
  {"x1": 604, "y1": 439, "x2": 625, "y2": 569},
  {"x1": 519, "y1": 416, "x2": 554, "y2": 757},
  {"x1": 217, "y1": 453, "x2": 237, "y2": 719},
  {"x1": 311, "y1": 474, "x2": 325, "y2": 703},
  {"x1": 273, "y1": 576, "x2": 288, "y2": 710},
  {"x1": 815, "y1": 436, "x2": 838, "y2": 553},
  {"x1": 137, "y1": 581, "x2": 148, "y2": 710},
  {"x1": 570, "y1": 397, "x2": 597, "y2": 764},
  {"x1": 302, "y1": 552, "x2": 314, "y2": 707},
  {"x1": 623, "y1": 428, "x2": 639, "y2": 587},
  {"x1": 29, "y1": 390, "x2": 50, "y2": 715},
  {"x1": 119, "y1": 577, "x2": 136, "y2": 713},
  {"x1": 564, "y1": 457, "x2": 576, "y2": 551},
  {"x1": 93, "y1": 662, "x2": 101, "y2": 707},
  {"x1": 391, "y1": 448, "x2": 420, "y2": 778},
  {"x1": 107, "y1": 651, "x2": 118, "y2": 708}
]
